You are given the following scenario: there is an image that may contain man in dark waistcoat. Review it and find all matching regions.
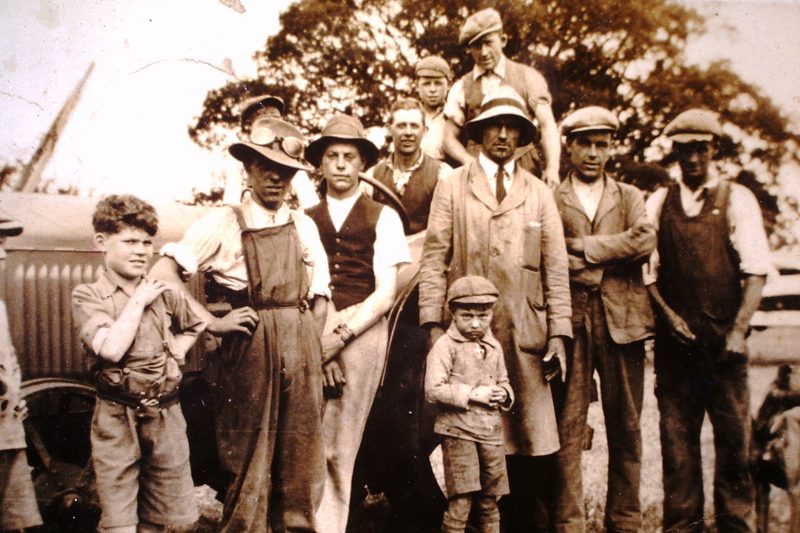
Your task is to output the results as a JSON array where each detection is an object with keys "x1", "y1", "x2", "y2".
[
  {"x1": 553, "y1": 106, "x2": 655, "y2": 532},
  {"x1": 304, "y1": 114, "x2": 411, "y2": 533},
  {"x1": 645, "y1": 109, "x2": 771, "y2": 532},
  {"x1": 442, "y1": 7, "x2": 561, "y2": 187},
  {"x1": 366, "y1": 97, "x2": 452, "y2": 234}
]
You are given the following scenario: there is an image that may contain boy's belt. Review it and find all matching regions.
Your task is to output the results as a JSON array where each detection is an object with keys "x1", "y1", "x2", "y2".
[{"x1": 95, "y1": 380, "x2": 180, "y2": 411}]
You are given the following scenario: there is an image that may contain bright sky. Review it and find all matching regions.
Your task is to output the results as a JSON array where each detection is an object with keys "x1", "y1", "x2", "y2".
[{"x1": 1, "y1": 0, "x2": 799, "y2": 202}]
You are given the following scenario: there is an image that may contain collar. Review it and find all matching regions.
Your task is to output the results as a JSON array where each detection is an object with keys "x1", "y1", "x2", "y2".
[
  {"x1": 478, "y1": 152, "x2": 515, "y2": 178},
  {"x1": 678, "y1": 173, "x2": 719, "y2": 202},
  {"x1": 473, "y1": 54, "x2": 507, "y2": 80},
  {"x1": 446, "y1": 322, "x2": 501, "y2": 349},
  {"x1": 424, "y1": 108, "x2": 444, "y2": 123},
  {"x1": 326, "y1": 190, "x2": 361, "y2": 211},
  {"x1": 242, "y1": 191, "x2": 291, "y2": 223},
  {"x1": 388, "y1": 151, "x2": 425, "y2": 173},
  {"x1": 569, "y1": 172, "x2": 605, "y2": 194},
  {"x1": 94, "y1": 270, "x2": 137, "y2": 298}
]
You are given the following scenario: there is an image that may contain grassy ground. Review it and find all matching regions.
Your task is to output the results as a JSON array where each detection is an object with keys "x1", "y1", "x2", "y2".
[{"x1": 196, "y1": 363, "x2": 792, "y2": 532}]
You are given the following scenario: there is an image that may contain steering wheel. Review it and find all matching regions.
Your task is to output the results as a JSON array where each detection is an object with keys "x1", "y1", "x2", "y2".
[{"x1": 358, "y1": 172, "x2": 411, "y2": 234}]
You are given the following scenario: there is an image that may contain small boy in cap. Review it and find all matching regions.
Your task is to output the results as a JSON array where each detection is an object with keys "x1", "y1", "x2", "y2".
[
  {"x1": 415, "y1": 55, "x2": 452, "y2": 161},
  {"x1": 0, "y1": 216, "x2": 44, "y2": 532},
  {"x1": 425, "y1": 274, "x2": 514, "y2": 533},
  {"x1": 72, "y1": 195, "x2": 204, "y2": 532}
]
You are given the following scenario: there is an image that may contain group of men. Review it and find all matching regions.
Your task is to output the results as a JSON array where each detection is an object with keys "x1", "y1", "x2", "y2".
[{"x1": 143, "y1": 6, "x2": 768, "y2": 533}]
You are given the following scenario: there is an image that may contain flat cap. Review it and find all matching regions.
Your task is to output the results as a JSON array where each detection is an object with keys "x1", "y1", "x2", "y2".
[
  {"x1": 0, "y1": 216, "x2": 23, "y2": 237},
  {"x1": 239, "y1": 94, "x2": 285, "y2": 128},
  {"x1": 560, "y1": 106, "x2": 619, "y2": 136},
  {"x1": 447, "y1": 275, "x2": 499, "y2": 305},
  {"x1": 415, "y1": 56, "x2": 452, "y2": 80},
  {"x1": 664, "y1": 108, "x2": 723, "y2": 143},
  {"x1": 458, "y1": 8, "x2": 503, "y2": 46}
]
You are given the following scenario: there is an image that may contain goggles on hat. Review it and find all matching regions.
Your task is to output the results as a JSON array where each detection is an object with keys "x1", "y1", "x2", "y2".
[{"x1": 251, "y1": 126, "x2": 305, "y2": 160}]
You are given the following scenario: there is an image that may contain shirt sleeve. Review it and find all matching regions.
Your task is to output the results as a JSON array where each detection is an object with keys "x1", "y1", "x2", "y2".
[
  {"x1": 642, "y1": 187, "x2": 668, "y2": 286},
  {"x1": 443, "y1": 78, "x2": 467, "y2": 127},
  {"x1": 292, "y1": 212, "x2": 332, "y2": 299},
  {"x1": 71, "y1": 284, "x2": 113, "y2": 352},
  {"x1": 163, "y1": 285, "x2": 206, "y2": 339},
  {"x1": 728, "y1": 184, "x2": 771, "y2": 276},
  {"x1": 424, "y1": 338, "x2": 471, "y2": 409},
  {"x1": 160, "y1": 208, "x2": 232, "y2": 275},
  {"x1": 524, "y1": 66, "x2": 552, "y2": 108},
  {"x1": 373, "y1": 206, "x2": 411, "y2": 273}
]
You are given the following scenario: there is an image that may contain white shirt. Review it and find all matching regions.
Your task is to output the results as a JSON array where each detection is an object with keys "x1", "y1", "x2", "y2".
[
  {"x1": 643, "y1": 175, "x2": 772, "y2": 285},
  {"x1": 478, "y1": 153, "x2": 515, "y2": 198},
  {"x1": 570, "y1": 174, "x2": 605, "y2": 222},
  {"x1": 161, "y1": 193, "x2": 331, "y2": 298},
  {"x1": 324, "y1": 192, "x2": 412, "y2": 273},
  {"x1": 421, "y1": 109, "x2": 447, "y2": 161}
]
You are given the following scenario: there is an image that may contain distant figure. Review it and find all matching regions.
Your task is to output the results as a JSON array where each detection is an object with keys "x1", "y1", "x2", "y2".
[
  {"x1": 425, "y1": 275, "x2": 514, "y2": 533},
  {"x1": 72, "y1": 195, "x2": 204, "y2": 532},
  {"x1": 238, "y1": 93, "x2": 321, "y2": 209},
  {"x1": 366, "y1": 97, "x2": 452, "y2": 234},
  {"x1": 0, "y1": 216, "x2": 43, "y2": 532},
  {"x1": 553, "y1": 106, "x2": 655, "y2": 532},
  {"x1": 415, "y1": 55, "x2": 452, "y2": 161},
  {"x1": 645, "y1": 109, "x2": 771, "y2": 532},
  {"x1": 443, "y1": 8, "x2": 561, "y2": 186}
]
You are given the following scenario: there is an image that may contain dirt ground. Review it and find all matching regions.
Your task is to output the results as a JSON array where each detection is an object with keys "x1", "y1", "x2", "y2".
[{"x1": 195, "y1": 363, "x2": 791, "y2": 532}]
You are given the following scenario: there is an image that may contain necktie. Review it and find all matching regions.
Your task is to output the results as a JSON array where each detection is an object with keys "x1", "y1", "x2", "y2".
[{"x1": 495, "y1": 166, "x2": 506, "y2": 203}]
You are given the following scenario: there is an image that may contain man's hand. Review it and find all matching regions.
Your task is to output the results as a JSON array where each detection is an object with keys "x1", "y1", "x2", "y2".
[
  {"x1": 722, "y1": 328, "x2": 748, "y2": 363},
  {"x1": 321, "y1": 333, "x2": 346, "y2": 365},
  {"x1": 427, "y1": 325, "x2": 446, "y2": 348},
  {"x1": 469, "y1": 385, "x2": 495, "y2": 407},
  {"x1": 323, "y1": 360, "x2": 346, "y2": 398},
  {"x1": 566, "y1": 237, "x2": 585, "y2": 255},
  {"x1": 132, "y1": 278, "x2": 168, "y2": 307},
  {"x1": 208, "y1": 307, "x2": 258, "y2": 335},
  {"x1": 665, "y1": 310, "x2": 697, "y2": 346},
  {"x1": 543, "y1": 337, "x2": 567, "y2": 382},
  {"x1": 542, "y1": 167, "x2": 560, "y2": 189}
]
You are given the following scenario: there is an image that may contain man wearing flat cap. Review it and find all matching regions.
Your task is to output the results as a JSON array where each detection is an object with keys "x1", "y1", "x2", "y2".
[
  {"x1": 415, "y1": 55, "x2": 452, "y2": 161},
  {"x1": 552, "y1": 106, "x2": 655, "y2": 532},
  {"x1": 304, "y1": 114, "x2": 411, "y2": 533},
  {"x1": 442, "y1": 7, "x2": 561, "y2": 187},
  {"x1": 420, "y1": 85, "x2": 571, "y2": 530},
  {"x1": 644, "y1": 108, "x2": 770, "y2": 532},
  {"x1": 151, "y1": 118, "x2": 330, "y2": 532},
  {"x1": 235, "y1": 93, "x2": 320, "y2": 209}
]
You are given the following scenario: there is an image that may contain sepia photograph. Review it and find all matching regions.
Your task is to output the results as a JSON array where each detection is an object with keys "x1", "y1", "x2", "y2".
[{"x1": 1, "y1": 1, "x2": 800, "y2": 531}]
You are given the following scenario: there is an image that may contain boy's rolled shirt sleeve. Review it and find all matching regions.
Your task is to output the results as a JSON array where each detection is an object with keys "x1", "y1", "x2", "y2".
[{"x1": 71, "y1": 284, "x2": 113, "y2": 353}]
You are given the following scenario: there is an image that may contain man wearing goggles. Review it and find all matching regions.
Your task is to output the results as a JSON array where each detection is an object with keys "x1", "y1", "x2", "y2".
[{"x1": 152, "y1": 118, "x2": 330, "y2": 532}]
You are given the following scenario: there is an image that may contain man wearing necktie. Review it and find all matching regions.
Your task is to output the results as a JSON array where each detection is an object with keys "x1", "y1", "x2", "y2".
[
  {"x1": 420, "y1": 85, "x2": 572, "y2": 531},
  {"x1": 553, "y1": 106, "x2": 656, "y2": 532},
  {"x1": 442, "y1": 8, "x2": 561, "y2": 187}
]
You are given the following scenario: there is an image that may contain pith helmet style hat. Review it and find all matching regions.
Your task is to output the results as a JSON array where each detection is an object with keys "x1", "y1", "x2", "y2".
[
  {"x1": 0, "y1": 216, "x2": 23, "y2": 236},
  {"x1": 561, "y1": 106, "x2": 619, "y2": 136},
  {"x1": 229, "y1": 118, "x2": 312, "y2": 172},
  {"x1": 465, "y1": 85, "x2": 536, "y2": 145},
  {"x1": 447, "y1": 275, "x2": 500, "y2": 305},
  {"x1": 305, "y1": 114, "x2": 379, "y2": 169},
  {"x1": 459, "y1": 8, "x2": 504, "y2": 46},
  {"x1": 239, "y1": 94, "x2": 286, "y2": 127},
  {"x1": 664, "y1": 109, "x2": 723, "y2": 143},
  {"x1": 416, "y1": 56, "x2": 452, "y2": 80}
]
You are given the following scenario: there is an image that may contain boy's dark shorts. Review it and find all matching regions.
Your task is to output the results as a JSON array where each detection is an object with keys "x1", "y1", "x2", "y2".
[
  {"x1": 442, "y1": 436, "x2": 509, "y2": 498},
  {"x1": 0, "y1": 448, "x2": 43, "y2": 530},
  {"x1": 91, "y1": 398, "x2": 197, "y2": 530}
]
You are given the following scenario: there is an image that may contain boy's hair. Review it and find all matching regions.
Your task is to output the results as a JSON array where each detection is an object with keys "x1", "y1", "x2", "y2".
[
  {"x1": 92, "y1": 194, "x2": 159, "y2": 236},
  {"x1": 448, "y1": 301, "x2": 494, "y2": 313}
]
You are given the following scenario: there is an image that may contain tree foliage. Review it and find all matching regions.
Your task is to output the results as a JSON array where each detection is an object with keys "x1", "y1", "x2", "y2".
[{"x1": 189, "y1": 0, "x2": 800, "y2": 245}]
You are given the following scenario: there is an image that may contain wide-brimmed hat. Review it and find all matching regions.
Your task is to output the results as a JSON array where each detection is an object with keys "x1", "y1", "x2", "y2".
[
  {"x1": 415, "y1": 56, "x2": 452, "y2": 80},
  {"x1": 465, "y1": 86, "x2": 536, "y2": 145},
  {"x1": 459, "y1": 8, "x2": 504, "y2": 46},
  {"x1": 560, "y1": 106, "x2": 619, "y2": 137},
  {"x1": 229, "y1": 118, "x2": 312, "y2": 172},
  {"x1": 447, "y1": 275, "x2": 499, "y2": 305},
  {"x1": 0, "y1": 216, "x2": 23, "y2": 237},
  {"x1": 239, "y1": 94, "x2": 285, "y2": 127},
  {"x1": 664, "y1": 109, "x2": 723, "y2": 144},
  {"x1": 305, "y1": 114, "x2": 379, "y2": 169}
]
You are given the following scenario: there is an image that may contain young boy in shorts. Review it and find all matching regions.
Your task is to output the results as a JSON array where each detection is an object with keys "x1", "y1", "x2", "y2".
[
  {"x1": 0, "y1": 216, "x2": 43, "y2": 532},
  {"x1": 424, "y1": 275, "x2": 514, "y2": 533},
  {"x1": 72, "y1": 195, "x2": 204, "y2": 533}
]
